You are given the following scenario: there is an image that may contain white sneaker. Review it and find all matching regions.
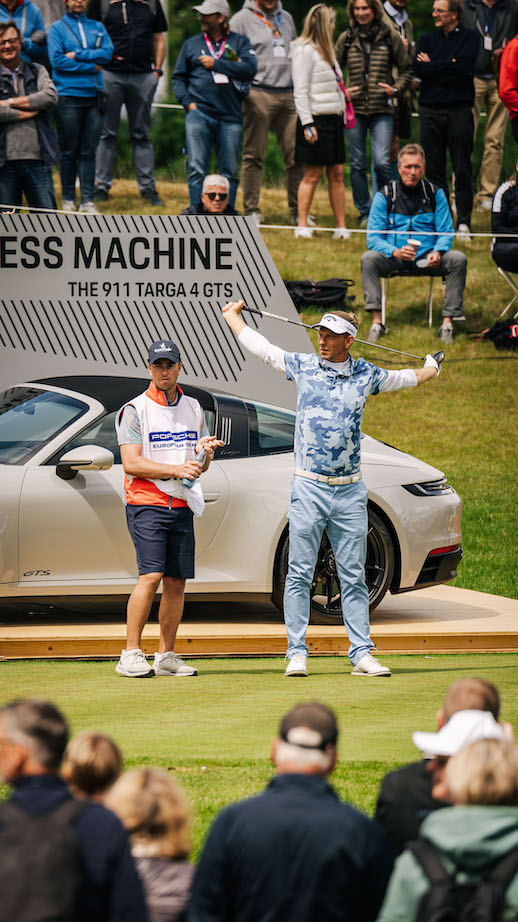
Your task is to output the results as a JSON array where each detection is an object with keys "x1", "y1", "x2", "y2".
[
  {"x1": 248, "y1": 210, "x2": 263, "y2": 226},
  {"x1": 456, "y1": 223, "x2": 472, "y2": 243},
  {"x1": 115, "y1": 648, "x2": 154, "y2": 678},
  {"x1": 62, "y1": 200, "x2": 76, "y2": 212},
  {"x1": 307, "y1": 214, "x2": 317, "y2": 227},
  {"x1": 351, "y1": 653, "x2": 391, "y2": 677},
  {"x1": 153, "y1": 651, "x2": 197, "y2": 676},
  {"x1": 284, "y1": 653, "x2": 308, "y2": 677},
  {"x1": 294, "y1": 227, "x2": 313, "y2": 239},
  {"x1": 79, "y1": 202, "x2": 100, "y2": 214},
  {"x1": 477, "y1": 199, "x2": 492, "y2": 212},
  {"x1": 332, "y1": 227, "x2": 352, "y2": 240}
]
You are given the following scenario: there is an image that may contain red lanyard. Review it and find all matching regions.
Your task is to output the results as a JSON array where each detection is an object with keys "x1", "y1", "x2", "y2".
[
  {"x1": 203, "y1": 32, "x2": 227, "y2": 59},
  {"x1": 250, "y1": 9, "x2": 282, "y2": 38},
  {"x1": 332, "y1": 64, "x2": 347, "y2": 97}
]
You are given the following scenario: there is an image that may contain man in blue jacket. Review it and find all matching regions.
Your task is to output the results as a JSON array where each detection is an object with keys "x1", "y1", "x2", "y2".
[
  {"x1": 361, "y1": 143, "x2": 467, "y2": 345},
  {"x1": 172, "y1": 0, "x2": 257, "y2": 208},
  {"x1": 0, "y1": 0, "x2": 46, "y2": 61}
]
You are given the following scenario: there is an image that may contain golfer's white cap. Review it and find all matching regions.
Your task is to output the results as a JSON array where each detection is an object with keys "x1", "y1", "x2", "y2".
[
  {"x1": 317, "y1": 313, "x2": 357, "y2": 338},
  {"x1": 412, "y1": 709, "x2": 507, "y2": 758}
]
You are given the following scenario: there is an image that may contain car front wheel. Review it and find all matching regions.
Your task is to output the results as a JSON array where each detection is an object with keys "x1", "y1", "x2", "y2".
[{"x1": 272, "y1": 508, "x2": 395, "y2": 626}]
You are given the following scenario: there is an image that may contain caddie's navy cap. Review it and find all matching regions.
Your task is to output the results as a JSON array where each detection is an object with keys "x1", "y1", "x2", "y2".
[{"x1": 148, "y1": 340, "x2": 181, "y2": 364}]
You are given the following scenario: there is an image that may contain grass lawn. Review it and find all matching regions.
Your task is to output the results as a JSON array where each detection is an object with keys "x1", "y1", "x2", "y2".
[
  {"x1": 87, "y1": 179, "x2": 518, "y2": 600},
  {"x1": 2, "y1": 653, "x2": 518, "y2": 855}
]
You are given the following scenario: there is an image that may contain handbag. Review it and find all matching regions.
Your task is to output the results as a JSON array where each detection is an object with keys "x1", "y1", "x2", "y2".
[{"x1": 344, "y1": 94, "x2": 356, "y2": 129}]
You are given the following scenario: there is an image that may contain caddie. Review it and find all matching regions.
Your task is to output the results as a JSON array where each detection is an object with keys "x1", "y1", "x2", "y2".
[
  {"x1": 115, "y1": 339, "x2": 223, "y2": 678},
  {"x1": 222, "y1": 301, "x2": 440, "y2": 678}
]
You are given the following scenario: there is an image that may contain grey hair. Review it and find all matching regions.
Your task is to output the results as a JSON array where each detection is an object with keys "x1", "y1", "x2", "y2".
[
  {"x1": 202, "y1": 174, "x2": 230, "y2": 193},
  {"x1": 0, "y1": 699, "x2": 69, "y2": 771},
  {"x1": 274, "y1": 740, "x2": 334, "y2": 773}
]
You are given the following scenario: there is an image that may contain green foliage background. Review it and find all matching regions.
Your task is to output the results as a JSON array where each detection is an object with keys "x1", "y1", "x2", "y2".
[{"x1": 113, "y1": 0, "x2": 518, "y2": 185}]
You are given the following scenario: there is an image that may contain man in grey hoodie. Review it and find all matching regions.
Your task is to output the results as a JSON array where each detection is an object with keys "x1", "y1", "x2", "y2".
[{"x1": 229, "y1": 0, "x2": 302, "y2": 225}]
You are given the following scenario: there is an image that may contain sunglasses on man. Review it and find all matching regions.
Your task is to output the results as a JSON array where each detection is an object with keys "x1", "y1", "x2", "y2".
[{"x1": 203, "y1": 192, "x2": 228, "y2": 200}]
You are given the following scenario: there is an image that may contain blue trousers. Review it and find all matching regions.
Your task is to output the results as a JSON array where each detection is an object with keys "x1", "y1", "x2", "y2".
[
  {"x1": 283, "y1": 476, "x2": 372, "y2": 665},
  {"x1": 0, "y1": 159, "x2": 54, "y2": 210},
  {"x1": 57, "y1": 95, "x2": 104, "y2": 204},
  {"x1": 184, "y1": 107, "x2": 242, "y2": 207},
  {"x1": 346, "y1": 113, "x2": 393, "y2": 219}
]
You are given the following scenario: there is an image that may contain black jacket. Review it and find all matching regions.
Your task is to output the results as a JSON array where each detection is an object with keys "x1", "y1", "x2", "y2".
[
  {"x1": 374, "y1": 760, "x2": 449, "y2": 857},
  {"x1": 187, "y1": 773, "x2": 393, "y2": 922},
  {"x1": 414, "y1": 25, "x2": 480, "y2": 107},
  {"x1": 492, "y1": 178, "x2": 518, "y2": 270},
  {"x1": 462, "y1": 0, "x2": 518, "y2": 77},
  {"x1": 9, "y1": 775, "x2": 149, "y2": 922},
  {"x1": 181, "y1": 201, "x2": 240, "y2": 216},
  {"x1": 87, "y1": 0, "x2": 167, "y2": 72}
]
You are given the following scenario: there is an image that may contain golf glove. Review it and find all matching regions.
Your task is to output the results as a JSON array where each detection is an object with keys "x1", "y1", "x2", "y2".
[{"x1": 424, "y1": 354, "x2": 440, "y2": 377}]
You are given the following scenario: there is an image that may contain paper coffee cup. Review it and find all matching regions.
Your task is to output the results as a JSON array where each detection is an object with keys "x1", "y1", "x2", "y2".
[{"x1": 407, "y1": 238, "x2": 421, "y2": 254}]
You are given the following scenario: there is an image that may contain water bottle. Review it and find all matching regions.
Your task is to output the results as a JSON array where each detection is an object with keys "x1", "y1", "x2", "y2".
[{"x1": 182, "y1": 449, "x2": 206, "y2": 490}]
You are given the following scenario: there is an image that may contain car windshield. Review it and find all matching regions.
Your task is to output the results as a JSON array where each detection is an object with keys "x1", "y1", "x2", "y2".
[{"x1": 0, "y1": 387, "x2": 90, "y2": 465}]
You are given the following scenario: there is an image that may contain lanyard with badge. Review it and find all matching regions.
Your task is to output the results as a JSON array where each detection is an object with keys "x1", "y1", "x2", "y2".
[
  {"x1": 475, "y1": 0, "x2": 498, "y2": 51},
  {"x1": 251, "y1": 9, "x2": 285, "y2": 56},
  {"x1": 204, "y1": 32, "x2": 230, "y2": 83}
]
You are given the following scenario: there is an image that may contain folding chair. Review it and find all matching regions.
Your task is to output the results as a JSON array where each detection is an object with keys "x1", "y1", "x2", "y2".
[
  {"x1": 496, "y1": 266, "x2": 518, "y2": 318},
  {"x1": 380, "y1": 267, "x2": 447, "y2": 329}
]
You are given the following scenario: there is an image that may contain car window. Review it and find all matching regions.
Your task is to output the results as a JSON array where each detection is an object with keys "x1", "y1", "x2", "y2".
[
  {"x1": 246, "y1": 401, "x2": 295, "y2": 456},
  {"x1": 0, "y1": 386, "x2": 90, "y2": 465},
  {"x1": 58, "y1": 408, "x2": 217, "y2": 465}
]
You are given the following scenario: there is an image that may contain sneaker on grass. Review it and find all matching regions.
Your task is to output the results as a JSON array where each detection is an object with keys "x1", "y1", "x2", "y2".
[
  {"x1": 367, "y1": 322, "x2": 387, "y2": 343},
  {"x1": 351, "y1": 653, "x2": 391, "y2": 677},
  {"x1": 153, "y1": 651, "x2": 197, "y2": 676},
  {"x1": 284, "y1": 653, "x2": 308, "y2": 677},
  {"x1": 115, "y1": 648, "x2": 154, "y2": 678}
]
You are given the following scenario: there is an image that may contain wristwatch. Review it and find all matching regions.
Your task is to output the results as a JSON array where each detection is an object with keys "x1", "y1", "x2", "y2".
[{"x1": 153, "y1": 68, "x2": 163, "y2": 76}]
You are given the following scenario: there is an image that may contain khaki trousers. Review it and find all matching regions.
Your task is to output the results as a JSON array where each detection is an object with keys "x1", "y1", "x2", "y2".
[
  {"x1": 241, "y1": 87, "x2": 303, "y2": 218},
  {"x1": 473, "y1": 75, "x2": 509, "y2": 204}
]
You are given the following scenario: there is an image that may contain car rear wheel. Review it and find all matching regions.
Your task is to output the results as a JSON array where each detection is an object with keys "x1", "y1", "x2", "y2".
[{"x1": 272, "y1": 509, "x2": 395, "y2": 626}]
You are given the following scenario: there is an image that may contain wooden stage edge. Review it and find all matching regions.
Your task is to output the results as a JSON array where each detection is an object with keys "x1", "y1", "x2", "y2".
[{"x1": 1, "y1": 586, "x2": 518, "y2": 660}]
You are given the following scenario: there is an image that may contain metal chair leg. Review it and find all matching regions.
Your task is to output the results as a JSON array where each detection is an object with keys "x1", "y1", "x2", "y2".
[
  {"x1": 381, "y1": 278, "x2": 388, "y2": 327},
  {"x1": 427, "y1": 277, "x2": 434, "y2": 328},
  {"x1": 497, "y1": 267, "x2": 518, "y2": 318}
]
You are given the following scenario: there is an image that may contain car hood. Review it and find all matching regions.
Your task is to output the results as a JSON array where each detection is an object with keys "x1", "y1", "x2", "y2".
[{"x1": 361, "y1": 434, "x2": 445, "y2": 487}]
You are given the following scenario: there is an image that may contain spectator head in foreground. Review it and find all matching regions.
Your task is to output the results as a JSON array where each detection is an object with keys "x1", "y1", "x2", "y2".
[
  {"x1": 272, "y1": 701, "x2": 339, "y2": 775},
  {"x1": 0, "y1": 698, "x2": 68, "y2": 781},
  {"x1": 445, "y1": 738, "x2": 518, "y2": 806},
  {"x1": 105, "y1": 768, "x2": 191, "y2": 858},
  {"x1": 62, "y1": 731, "x2": 123, "y2": 800},
  {"x1": 201, "y1": 174, "x2": 230, "y2": 214}
]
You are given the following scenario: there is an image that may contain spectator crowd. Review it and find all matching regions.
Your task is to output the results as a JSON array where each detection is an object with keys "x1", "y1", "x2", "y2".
[
  {"x1": 1, "y1": 0, "x2": 518, "y2": 341},
  {"x1": 2, "y1": 681, "x2": 518, "y2": 922}
]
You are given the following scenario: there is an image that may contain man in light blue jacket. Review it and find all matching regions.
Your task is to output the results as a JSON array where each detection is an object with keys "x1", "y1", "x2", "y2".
[
  {"x1": 0, "y1": 0, "x2": 46, "y2": 61},
  {"x1": 48, "y1": 0, "x2": 112, "y2": 213},
  {"x1": 361, "y1": 142, "x2": 467, "y2": 345}
]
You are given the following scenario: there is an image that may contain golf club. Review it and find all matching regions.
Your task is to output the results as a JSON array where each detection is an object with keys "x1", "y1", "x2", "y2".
[{"x1": 240, "y1": 305, "x2": 445, "y2": 365}]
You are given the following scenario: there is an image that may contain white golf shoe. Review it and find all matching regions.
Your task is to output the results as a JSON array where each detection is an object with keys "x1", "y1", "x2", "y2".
[
  {"x1": 284, "y1": 654, "x2": 308, "y2": 677},
  {"x1": 351, "y1": 653, "x2": 391, "y2": 677},
  {"x1": 115, "y1": 648, "x2": 154, "y2": 678},
  {"x1": 153, "y1": 651, "x2": 197, "y2": 676}
]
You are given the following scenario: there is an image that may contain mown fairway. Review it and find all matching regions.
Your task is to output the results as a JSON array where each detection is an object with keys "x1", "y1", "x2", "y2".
[{"x1": 2, "y1": 654, "x2": 518, "y2": 854}]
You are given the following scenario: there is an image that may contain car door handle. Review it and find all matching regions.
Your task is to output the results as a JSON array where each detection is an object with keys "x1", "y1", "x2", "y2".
[{"x1": 203, "y1": 493, "x2": 220, "y2": 503}]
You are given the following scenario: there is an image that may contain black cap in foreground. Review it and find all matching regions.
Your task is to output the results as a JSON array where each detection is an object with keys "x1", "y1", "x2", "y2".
[
  {"x1": 148, "y1": 341, "x2": 181, "y2": 365},
  {"x1": 280, "y1": 702, "x2": 338, "y2": 751}
]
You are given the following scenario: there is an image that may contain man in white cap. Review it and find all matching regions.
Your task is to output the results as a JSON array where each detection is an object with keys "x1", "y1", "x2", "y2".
[
  {"x1": 222, "y1": 300, "x2": 441, "y2": 678},
  {"x1": 171, "y1": 0, "x2": 257, "y2": 208},
  {"x1": 114, "y1": 339, "x2": 223, "y2": 678}
]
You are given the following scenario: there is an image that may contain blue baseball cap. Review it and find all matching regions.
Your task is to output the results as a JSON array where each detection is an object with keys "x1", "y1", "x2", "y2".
[{"x1": 148, "y1": 340, "x2": 181, "y2": 365}]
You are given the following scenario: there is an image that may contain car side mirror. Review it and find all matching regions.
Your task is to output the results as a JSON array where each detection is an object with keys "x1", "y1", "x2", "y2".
[{"x1": 56, "y1": 445, "x2": 114, "y2": 481}]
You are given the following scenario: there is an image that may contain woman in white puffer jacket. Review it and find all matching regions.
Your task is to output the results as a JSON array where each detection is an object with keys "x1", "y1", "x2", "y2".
[{"x1": 290, "y1": 5, "x2": 351, "y2": 239}]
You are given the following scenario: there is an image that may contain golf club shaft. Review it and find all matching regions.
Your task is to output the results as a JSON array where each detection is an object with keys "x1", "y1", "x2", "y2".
[{"x1": 241, "y1": 305, "x2": 426, "y2": 361}]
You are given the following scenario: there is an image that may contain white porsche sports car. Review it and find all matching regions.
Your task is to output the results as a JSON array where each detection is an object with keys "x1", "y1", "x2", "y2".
[{"x1": 0, "y1": 376, "x2": 462, "y2": 623}]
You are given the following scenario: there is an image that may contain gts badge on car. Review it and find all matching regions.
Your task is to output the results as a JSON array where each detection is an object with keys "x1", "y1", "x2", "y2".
[{"x1": 23, "y1": 570, "x2": 51, "y2": 577}]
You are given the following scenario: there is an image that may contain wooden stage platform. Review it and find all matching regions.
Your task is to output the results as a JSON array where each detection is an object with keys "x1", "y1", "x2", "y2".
[{"x1": 1, "y1": 586, "x2": 517, "y2": 660}]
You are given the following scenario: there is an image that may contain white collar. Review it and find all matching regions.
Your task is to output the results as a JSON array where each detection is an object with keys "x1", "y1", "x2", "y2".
[{"x1": 384, "y1": 0, "x2": 408, "y2": 25}]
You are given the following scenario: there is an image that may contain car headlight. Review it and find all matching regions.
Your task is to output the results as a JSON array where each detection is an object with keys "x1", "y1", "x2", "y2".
[{"x1": 402, "y1": 478, "x2": 455, "y2": 497}]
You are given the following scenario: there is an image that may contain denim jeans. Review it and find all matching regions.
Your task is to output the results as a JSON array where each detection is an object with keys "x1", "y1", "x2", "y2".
[
  {"x1": 0, "y1": 160, "x2": 55, "y2": 210},
  {"x1": 184, "y1": 107, "x2": 242, "y2": 207},
  {"x1": 346, "y1": 113, "x2": 393, "y2": 218},
  {"x1": 57, "y1": 95, "x2": 104, "y2": 204},
  {"x1": 283, "y1": 476, "x2": 372, "y2": 665}
]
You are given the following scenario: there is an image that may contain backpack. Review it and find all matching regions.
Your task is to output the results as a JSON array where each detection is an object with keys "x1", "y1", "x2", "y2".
[
  {"x1": 284, "y1": 278, "x2": 355, "y2": 313},
  {"x1": 382, "y1": 178, "x2": 437, "y2": 214},
  {"x1": 409, "y1": 838, "x2": 518, "y2": 922},
  {"x1": 0, "y1": 798, "x2": 85, "y2": 922},
  {"x1": 483, "y1": 319, "x2": 518, "y2": 350}
]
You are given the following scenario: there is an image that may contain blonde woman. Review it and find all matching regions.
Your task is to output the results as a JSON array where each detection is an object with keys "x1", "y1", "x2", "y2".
[
  {"x1": 62, "y1": 730, "x2": 122, "y2": 801},
  {"x1": 290, "y1": 5, "x2": 351, "y2": 239},
  {"x1": 105, "y1": 769, "x2": 193, "y2": 922}
]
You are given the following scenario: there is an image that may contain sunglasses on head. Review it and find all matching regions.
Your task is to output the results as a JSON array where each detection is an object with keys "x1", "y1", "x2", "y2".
[{"x1": 204, "y1": 192, "x2": 228, "y2": 200}]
